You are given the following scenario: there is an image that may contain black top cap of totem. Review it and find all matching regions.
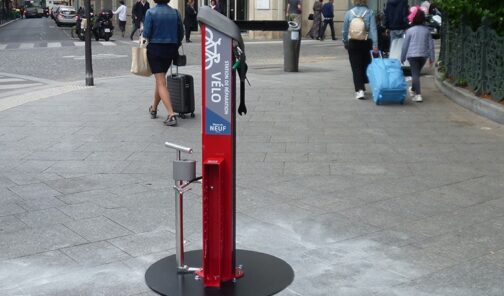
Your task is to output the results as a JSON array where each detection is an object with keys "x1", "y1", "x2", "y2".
[{"x1": 197, "y1": 6, "x2": 244, "y2": 51}]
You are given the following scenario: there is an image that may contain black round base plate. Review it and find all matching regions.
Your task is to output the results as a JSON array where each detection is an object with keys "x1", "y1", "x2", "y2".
[{"x1": 145, "y1": 249, "x2": 294, "y2": 296}]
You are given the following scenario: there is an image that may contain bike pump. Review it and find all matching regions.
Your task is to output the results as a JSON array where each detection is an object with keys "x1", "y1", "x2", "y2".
[{"x1": 145, "y1": 7, "x2": 294, "y2": 296}]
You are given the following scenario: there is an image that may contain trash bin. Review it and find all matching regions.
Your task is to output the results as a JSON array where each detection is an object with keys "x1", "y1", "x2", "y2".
[{"x1": 283, "y1": 21, "x2": 301, "y2": 72}]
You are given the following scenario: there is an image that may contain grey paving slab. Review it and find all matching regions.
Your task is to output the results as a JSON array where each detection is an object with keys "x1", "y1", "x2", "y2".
[
  {"x1": 45, "y1": 174, "x2": 138, "y2": 194},
  {"x1": 58, "y1": 189, "x2": 121, "y2": 209},
  {"x1": 415, "y1": 216, "x2": 504, "y2": 261},
  {"x1": 0, "y1": 215, "x2": 27, "y2": 233},
  {"x1": 395, "y1": 202, "x2": 504, "y2": 238},
  {"x1": 16, "y1": 208, "x2": 73, "y2": 227},
  {"x1": 4, "y1": 172, "x2": 62, "y2": 186},
  {"x1": 61, "y1": 241, "x2": 131, "y2": 266},
  {"x1": 57, "y1": 202, "x2": 106, "y2": 220},
  {"x1": 8, "y1": 182, "x2": 62, "y2": 200},
  {"x1": 16, "y1": 195, "x2": 67, "y2": 211},
  {"x1": 64, "y1": 216, "x2": 132, "y2": 242},
  {"x1": 0, "y1": 224, "x2": 87, "y2": 260},
  {"x1": 0, "y1": 202, "x2": 26, "y2": 217},
  {"x1": 108, "y1": 230, "x2": 176, "y2": 257},
  {"x1": 390, "y1": 257, "x2": 504, "y2": 296}
]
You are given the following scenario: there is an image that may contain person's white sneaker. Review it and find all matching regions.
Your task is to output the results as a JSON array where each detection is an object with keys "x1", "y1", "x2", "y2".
[
  {"x1": 408, "y1": 87, "x2": 415, "y2": 97},
  {"x1": 412, "y1": 94, "x2": 423, "y2": 102},
  {"x1": 355, "y1": 90, "x2": 365, "y2": 100}
]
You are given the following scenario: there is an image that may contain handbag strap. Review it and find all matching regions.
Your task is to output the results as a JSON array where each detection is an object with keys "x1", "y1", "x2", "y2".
[{"x1": 139, "y1": 34, "x2": 148, "y2": 48}]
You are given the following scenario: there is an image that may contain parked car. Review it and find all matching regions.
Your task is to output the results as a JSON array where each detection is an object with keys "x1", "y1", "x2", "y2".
[
  {"x1": 24, "y1": 6, "x2": 40, "y2": 18},
  {"x1": 54, "y1": 6, "x2": 77, "y2": 26}
]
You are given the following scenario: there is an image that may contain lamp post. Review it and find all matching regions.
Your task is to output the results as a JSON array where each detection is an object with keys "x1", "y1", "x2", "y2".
[{"x1": 84, "y1": 0, "x2": 93, "y2": 86}]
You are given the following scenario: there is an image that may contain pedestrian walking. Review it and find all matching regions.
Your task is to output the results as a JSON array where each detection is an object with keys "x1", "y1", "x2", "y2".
[
  {"x1": 285, "y1": 0, "x2": 302, "y2": 26},
  {"x1": 184, "y1": 0, "x2": 197, "y2": 43},
  {"x1": 401, "y1": 7, "x2": 434, "y2": 103},
  {"x1": 319, "y1": 0, "x2": 336, "y2": 41},
  {"x1": 210, "y1": 0, "x2": 223, "y2": 14},
  {"x1": 342, "y1": 0, "x2": 378, "y2": 100},
  {"x1": 143, "y1": 0, "x2": 184, "y2": 126},
  {"x1": 384, "y1": 0, "x2": 409, "y2": 44},
  {"x1": 130, "y1": 0, "x2": 150, "y2": 40},
  {"x1": 307, "y1": 0, "x2": 323, "y2": 39},
  {"x1": 113, "y1": 0, "x2": 127, "y2": 38}
]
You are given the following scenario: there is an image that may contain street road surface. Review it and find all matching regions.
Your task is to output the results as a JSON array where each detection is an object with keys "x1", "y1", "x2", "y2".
[{"x1": 0, "y1": 17, "x2": 346, "y2": 88}]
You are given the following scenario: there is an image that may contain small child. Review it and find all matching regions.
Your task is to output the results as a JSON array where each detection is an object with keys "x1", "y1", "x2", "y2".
[{"x1": 400, "y1": 7, "x2": 434, "y2": 102}]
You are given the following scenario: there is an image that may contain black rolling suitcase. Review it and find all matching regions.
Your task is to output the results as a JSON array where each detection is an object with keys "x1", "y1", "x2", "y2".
[{"x1": 167, "y1": 65, "x2": 195, "y2": 118}]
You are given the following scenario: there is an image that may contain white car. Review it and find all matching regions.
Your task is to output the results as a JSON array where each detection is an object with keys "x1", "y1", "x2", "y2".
[{"x1": 55, "y1": 6, "x2": 77, "y2": 26}]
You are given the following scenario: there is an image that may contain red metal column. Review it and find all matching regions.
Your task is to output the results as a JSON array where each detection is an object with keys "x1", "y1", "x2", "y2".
[{"x1": 198, "y1": 23, "x2": 241, "y2": 288}]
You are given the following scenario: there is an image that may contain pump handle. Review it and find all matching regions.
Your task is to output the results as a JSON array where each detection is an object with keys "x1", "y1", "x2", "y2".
[{"x1": 165, "y1": 142, "x2": 193, "y2": 154}]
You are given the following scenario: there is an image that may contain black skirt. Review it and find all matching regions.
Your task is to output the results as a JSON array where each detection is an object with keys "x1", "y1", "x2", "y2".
[{"x1": 146, "y1": 43, "x2": 178, "y2": 74}]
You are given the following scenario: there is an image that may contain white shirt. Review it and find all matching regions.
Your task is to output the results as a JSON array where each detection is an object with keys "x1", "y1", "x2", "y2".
[{"x1": 113, "y1": 4, "x2": 127, "y2": 21}]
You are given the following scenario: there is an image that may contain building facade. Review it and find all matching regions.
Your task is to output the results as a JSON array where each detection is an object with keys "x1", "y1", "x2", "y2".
[{"x1": 85, "y1": 0, "x2": 422, "y2": 39}]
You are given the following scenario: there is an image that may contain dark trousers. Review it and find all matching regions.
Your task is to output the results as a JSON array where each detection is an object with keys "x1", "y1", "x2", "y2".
[
  {"x1": 118, "y1": 20, "x2": 126, "y2": 35},
  {"x1": 184, "y1": 25, "x2": 191, "y2": 41},
  {"x1": 319, "y1": 20, "x2": 335, "y2": 40},
  {"x1": 130, "y1": 21, "x2": 141, "y2": 39},
  {"x1": 348, "y1": 39, "x2": 372, "y2": 92},
  {"x1": 408, "y1": 57, "x2": 427, "y2": 95}
]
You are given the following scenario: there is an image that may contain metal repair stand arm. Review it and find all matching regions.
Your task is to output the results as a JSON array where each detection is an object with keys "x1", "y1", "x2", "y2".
[{"x1": 165, "y1": 141, "x2": 200, "y2": 273}]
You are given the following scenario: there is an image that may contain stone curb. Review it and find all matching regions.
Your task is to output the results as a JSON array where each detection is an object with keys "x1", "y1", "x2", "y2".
[
  {"x1": 435, "y1": 68, "x2": 504, "y2": 125},
  {"x1": 0, "y1": 19, "x2": 17, "y2": 28}
]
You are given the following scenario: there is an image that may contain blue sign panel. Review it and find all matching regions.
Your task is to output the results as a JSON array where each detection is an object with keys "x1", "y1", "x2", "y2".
[{"x1": 204, "y1": 26, "x2": 232, "y2": 135}]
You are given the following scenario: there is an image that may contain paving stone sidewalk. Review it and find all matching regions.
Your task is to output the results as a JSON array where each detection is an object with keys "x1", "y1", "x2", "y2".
[{"x1": 1, "y1": 56, "x2": 504, "y2": 296}]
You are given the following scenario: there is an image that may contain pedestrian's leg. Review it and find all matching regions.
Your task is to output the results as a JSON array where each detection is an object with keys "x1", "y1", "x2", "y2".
[
  {"x1": 329, "y1": 21, "x2": 336, "y2": 40},
  {"x1": 152, "y1": 82, "x2": 161, "y2": 111},
  {"x1": 319, "y1": 22, "x2": 327, "y2": 40},
  {"x1": 362, "y1": 41, "x2": 372, "y2": 86},
  {"x1": 185, "y1": 25, "x2": 191, "y2": 41},
  {"x1": 408, "y1": 58, "x2": 422, "y2": 94},
  {"x1": 154, "y1": 73, "x2": 175, "y2": 117},
  {"x1": 130, "y1": 23, "x2": 137, "y2": 40},
  {"x1": 348, "y1": 41, "x2": 365, "y2": 92}
]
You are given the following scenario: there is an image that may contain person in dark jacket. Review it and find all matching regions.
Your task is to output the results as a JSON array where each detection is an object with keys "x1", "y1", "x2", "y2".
[
  {"x1": 384, "y1": 0, "x2": 409, "y2": 43},
  {"x1": 184, "y1": 0, "x2": 197, "y2": 42},
  {"x1": 130, "y1": 0, "x2": 150, "y2": 40},
  {"x1": 319, "y1": 0, "x2": 336, "y2": 40}
]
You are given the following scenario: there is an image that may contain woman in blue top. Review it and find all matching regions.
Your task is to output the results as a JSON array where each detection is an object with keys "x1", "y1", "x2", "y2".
[
  {"x1": 143, "y1": 0, "x2": 183, "y2": 126},
  {"x1": 342, "y1": 0, "x2": 378, "y2": 100}
]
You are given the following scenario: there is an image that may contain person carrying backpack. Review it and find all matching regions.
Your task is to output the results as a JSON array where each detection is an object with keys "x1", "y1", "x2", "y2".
[{"x1": 342, "y1": 0, "x2": 378, "y2": 100}]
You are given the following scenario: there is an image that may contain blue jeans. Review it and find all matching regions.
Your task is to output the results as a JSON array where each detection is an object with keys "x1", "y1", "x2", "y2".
[{"x1": 389, "y1": 30, "x2": 405, "y2": 44}]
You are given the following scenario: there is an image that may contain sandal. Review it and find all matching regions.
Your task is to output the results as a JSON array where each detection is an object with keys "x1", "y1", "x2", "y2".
[
  {"x1": 163, "y1": 115, "x2": 177, "y2": 127},
  {"x1": 149, "y1": 106, "x2": 157, "y2": 119}
]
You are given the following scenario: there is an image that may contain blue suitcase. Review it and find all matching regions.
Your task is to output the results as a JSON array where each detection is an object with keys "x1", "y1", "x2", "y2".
[{"x1": 366, "y1": 52, "x2": 407, "y2": 105}]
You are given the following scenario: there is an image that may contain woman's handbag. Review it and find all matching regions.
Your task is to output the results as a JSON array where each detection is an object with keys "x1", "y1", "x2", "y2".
[
  {"x1": 308, "y1": 13, "x2": 314, "y2": 20},
  {"x1": 173, "y1": 45, "x2": 187, "y2": 66},
  {"x1": 130, "y1": 36, "x2": 152, "y2": 76}
]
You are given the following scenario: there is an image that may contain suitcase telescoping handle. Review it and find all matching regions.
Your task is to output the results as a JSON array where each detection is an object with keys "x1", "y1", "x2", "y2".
[{"x1": 370, "y1": 50, "x2": 383, "y2": 59}]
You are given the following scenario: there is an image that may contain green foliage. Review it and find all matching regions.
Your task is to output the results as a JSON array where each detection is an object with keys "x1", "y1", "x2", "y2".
[{"x1": 434, "y1": 0, "x2": 504, "y2": 34}]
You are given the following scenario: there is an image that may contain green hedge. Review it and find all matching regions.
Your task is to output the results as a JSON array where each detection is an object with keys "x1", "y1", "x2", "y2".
[{"x1": 434, "y1": 0, "x2": 504, "y2": 35}]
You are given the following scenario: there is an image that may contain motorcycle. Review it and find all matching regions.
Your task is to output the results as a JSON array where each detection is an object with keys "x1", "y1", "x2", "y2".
[
  {"x1": 421, "y1": 1, "x2": 442, "y2": 39},
  {"x1": 426, "y1": 9, "x2": 442, "y2": 39},
  {"x1": 93, "y1": 9, "x2": 114, "y2": 41},
  {"x1": 74, "y1": 12, "x2": 94, "y2": 41}
]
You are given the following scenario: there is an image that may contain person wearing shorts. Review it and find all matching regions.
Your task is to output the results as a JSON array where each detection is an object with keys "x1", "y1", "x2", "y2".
[{"x1": 143, "y1": 0, "x2": 183, "y2": 126}]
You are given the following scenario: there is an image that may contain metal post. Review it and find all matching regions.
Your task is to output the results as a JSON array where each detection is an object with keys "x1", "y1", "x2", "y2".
[
  {"x1": 174, "y1": 149, "x2": 185, "y2": 270},
  {"x1": 84, "y1": 0, "x2": 94, "y2": 86}
]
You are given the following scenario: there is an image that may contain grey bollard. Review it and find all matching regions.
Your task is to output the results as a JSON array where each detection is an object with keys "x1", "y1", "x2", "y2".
[{"x1": 283, "y1": 21, "x2": 301, "y2": 72}]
